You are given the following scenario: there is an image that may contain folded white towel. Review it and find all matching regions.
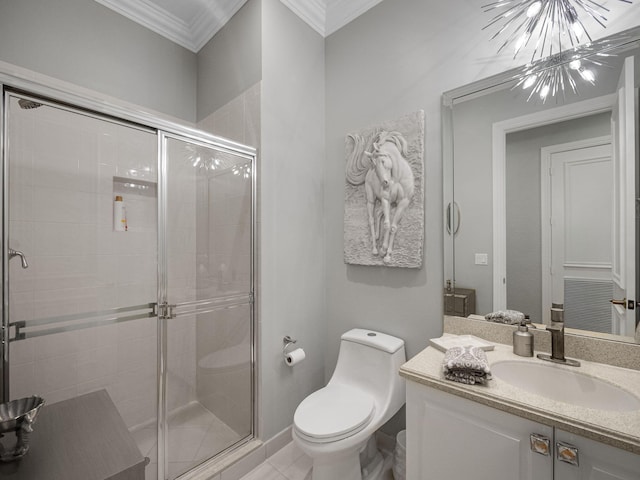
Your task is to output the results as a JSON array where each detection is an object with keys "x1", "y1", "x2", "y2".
[
  {"x1": 484, "y1": 310, "x2": 525, "y2": 325},
  {"x1": 442, "y1": 346, "x2": 492, "y2": 385}
]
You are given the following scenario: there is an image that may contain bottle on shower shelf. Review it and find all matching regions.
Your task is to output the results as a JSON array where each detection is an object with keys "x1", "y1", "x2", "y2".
[{"x1": 113, "y1": 195, "x2": 128, "y2": 232}]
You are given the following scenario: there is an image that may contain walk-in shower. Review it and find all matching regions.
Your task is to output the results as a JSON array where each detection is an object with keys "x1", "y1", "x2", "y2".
[{"x1": 1, "y1": 87, "x2": 256, "y2": 480}]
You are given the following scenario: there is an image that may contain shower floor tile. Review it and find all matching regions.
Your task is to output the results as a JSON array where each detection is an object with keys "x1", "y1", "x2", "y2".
[{"x1": 131, "y1": 401, "x2": 243, "y2": 480}]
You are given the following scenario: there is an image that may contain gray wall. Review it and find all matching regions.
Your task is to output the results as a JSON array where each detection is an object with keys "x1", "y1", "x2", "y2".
[
  {"x1": 324, "y1": 0, "x2": 504, "y2": 379},
  {"x1": 259, "y1": 0, "x2": 326, "y2": 440},
  {"x1": 196, "y1": 0, "x2": 262, "y2": 121},
  {"x1": 506, "y1": 113, "x2": 611, "y2": 323},
  {"x1": 0, "y1": 0, "x2": 197, "y2": 121}
]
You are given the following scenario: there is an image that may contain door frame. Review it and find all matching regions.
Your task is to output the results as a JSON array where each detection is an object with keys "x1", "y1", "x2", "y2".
[
  {"x1": 156, "y1": 131, "x2": 257, "y2": 479},
  {"x1": 492, "y1": 94, "x2": 616, "y2": 311}
]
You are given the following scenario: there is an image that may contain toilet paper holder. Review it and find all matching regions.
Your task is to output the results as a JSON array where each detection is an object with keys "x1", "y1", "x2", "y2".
[{"x1": 283, "y1": 335, "x2": 297, "y2": 354}]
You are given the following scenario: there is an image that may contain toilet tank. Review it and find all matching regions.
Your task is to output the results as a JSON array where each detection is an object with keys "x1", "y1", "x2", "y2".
[{"x1": 329, "y1": 329, "x2": 406, "y2": 415}]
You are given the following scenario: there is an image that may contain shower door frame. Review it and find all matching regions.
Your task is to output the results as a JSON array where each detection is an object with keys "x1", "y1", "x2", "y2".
[
  {"x1": 157, "y1": 131, "x2": 258, "y2": 480},
  {"x1": 0, "y1": 68, "x2": 258, "y2": 480}
]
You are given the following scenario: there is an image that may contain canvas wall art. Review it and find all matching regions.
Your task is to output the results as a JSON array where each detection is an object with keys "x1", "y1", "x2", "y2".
[{"x1": 344, "y1": 110, "x2": 425, "y2": 268}]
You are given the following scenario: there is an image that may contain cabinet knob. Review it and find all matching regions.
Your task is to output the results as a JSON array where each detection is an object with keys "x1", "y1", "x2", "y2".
[
  {"x1": 556, "y1": 442, "x2": 579, "y2": 466},
  {"x1": 530, "y1": 433, "x2": 550, "y2": 456}
]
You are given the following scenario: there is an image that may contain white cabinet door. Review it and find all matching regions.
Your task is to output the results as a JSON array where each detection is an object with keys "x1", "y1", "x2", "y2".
[
  {"x1": 554, "y1": 429, "x2": 640, "y2": 480},
  {"x1": 407, "y1": 382, "x2": 553, "y2": 480}
]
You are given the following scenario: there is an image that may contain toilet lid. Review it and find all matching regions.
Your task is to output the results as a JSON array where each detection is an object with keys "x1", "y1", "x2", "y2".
[{"x1": 294, "y1": 384, "x2": 375, "y2": 441}]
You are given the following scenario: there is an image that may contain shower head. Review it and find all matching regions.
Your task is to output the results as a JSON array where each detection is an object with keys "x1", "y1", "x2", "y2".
[{"x1": 18, "y1": 99, "x2": 42, "y2": 110}]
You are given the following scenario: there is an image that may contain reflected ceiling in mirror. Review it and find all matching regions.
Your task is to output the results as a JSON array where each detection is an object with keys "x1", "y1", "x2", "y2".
[{"x1": 443, "y1": 26, "x2": 640, "y2": 344}]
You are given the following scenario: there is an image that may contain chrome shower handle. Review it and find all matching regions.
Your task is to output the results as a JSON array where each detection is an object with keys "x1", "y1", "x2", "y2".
[{"x1": 8, "y1": 248, "x2": 28, "y2": 269}]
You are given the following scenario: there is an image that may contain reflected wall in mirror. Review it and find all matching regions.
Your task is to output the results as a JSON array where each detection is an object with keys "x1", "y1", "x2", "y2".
[{"x1": 443, "y1": 26, "x2": 640, "y2": 344}]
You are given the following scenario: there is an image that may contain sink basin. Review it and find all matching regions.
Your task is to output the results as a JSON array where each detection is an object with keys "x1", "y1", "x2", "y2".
[{"x1": 492, "y1": 360, "x2": 640, "y2": 412}]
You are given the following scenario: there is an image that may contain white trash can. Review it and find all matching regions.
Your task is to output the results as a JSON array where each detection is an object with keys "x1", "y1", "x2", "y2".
[{"x1": 392, "y1": 429, "x2": 406, "y2": 480}]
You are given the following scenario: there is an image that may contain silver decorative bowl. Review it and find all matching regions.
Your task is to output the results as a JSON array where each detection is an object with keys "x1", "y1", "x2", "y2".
[{"x1": 0, "y1": 396, "x2": 45, "y2": 462}]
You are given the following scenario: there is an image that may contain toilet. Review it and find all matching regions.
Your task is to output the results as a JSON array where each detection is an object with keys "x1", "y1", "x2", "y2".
[{"x1": 292, "y1": 328, "x2": 406, "y2": 480}]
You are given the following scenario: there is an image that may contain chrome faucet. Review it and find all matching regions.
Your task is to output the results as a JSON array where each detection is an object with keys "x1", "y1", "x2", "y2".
[{"x1": 537, "y1": 303, "x2": 580, "y2": 367}]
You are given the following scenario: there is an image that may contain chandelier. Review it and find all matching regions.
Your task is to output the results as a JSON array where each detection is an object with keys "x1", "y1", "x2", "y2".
[
  {"x1": 483, "y1": 0, "x2": 633, "y2": 100},
  {"x1": 513, "y1": 49, "x2": 608, "y2": 101},
  {"x1": 483, "y1": 0, "x2": 632, "y2": 61}
]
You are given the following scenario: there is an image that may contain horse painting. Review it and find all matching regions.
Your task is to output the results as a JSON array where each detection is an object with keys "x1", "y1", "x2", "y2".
[{"x1": 346, "y1": 130, "x2": 415, "y2": 264}]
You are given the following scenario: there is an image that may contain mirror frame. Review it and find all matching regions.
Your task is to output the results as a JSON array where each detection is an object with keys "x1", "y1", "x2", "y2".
[{"x1": 442, "y1": 25, "x2": 640, "y2": 343}]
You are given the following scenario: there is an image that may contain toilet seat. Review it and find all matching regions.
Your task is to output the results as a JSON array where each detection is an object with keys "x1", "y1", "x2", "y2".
[{"x1": 293, "y1": 384, "x2": 375, "y2": 443}]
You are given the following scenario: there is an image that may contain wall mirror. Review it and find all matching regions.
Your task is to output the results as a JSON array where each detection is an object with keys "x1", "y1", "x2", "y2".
[{"x1": 443, "y1": 25, "x2": 640, "y2": 344}]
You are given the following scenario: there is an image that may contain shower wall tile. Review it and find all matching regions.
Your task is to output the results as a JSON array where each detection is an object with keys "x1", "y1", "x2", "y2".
[
  {"x1": 10, "y1": 363, "x2": 35, "y2": 400},
  {"x1": 32, "y1": 332, "x2": 79, "y2": 360},
  {"x1": 9, "y1": 186, "x2": 34, "y2": 221},
  {"x1": 9, "y1": 338, "x2": 34, "y2": 366},
  {"x1": 117, "y1": 336, "x2": 155, "y2": 373},
  {"x1": 77, "y1": 345, "x2": 118, "y2": 384},
  {"x1": 77, "y1": 324, "x2": 119, "y2": 352},
  {"x1": 197, "y1": 82, "x2": 261, "y2": 148},
  {"x1": 34, "y1": 353, "x2": 78, "y2": 392},
  {"x1": 8, "y1": 291, "x2": 34, "y2": 322}
]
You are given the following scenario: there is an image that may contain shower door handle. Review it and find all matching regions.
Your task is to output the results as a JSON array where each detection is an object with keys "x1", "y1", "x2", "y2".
[{"x1": 8, "y1": 248, "x2": 28, "y2": 269}]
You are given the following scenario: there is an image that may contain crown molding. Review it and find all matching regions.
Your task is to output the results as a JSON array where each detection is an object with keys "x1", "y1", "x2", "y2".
[
  {"x1": 94, "y1": 0, "x2": 246, "y2": 52},
  {"x1": 279, "y1": 0, "x2": 382, "y2": 37},
  {"x1": 94, "y1": 0, "x2": 197, "y2": 51},
  {"x1": 94, "y1": 0, "x2": 383, "y2": 50},
  {"x1": 279, "y1": 0, "x2": 327, "y2": 37},
  {"x1": 191, "y1": 0, "x2": 248, "y2": 52}
]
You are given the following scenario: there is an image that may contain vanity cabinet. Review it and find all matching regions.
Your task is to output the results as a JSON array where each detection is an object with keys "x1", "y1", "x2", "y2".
[{"x1": 406, "y1": 381, "x2": 640, "y2": 479}]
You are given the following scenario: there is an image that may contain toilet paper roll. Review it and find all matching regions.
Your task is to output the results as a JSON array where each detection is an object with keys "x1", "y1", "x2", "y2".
[{"x1": 285, "y1": 348, "x2": 306, "y2": 367}]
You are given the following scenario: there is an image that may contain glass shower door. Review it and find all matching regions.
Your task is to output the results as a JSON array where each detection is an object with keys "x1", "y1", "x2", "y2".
[
  {"x1": 158, "y1": 133, "x2": 255, "y2": 479},
  {"x1": 3, "y1": 92, "x2": 159, "y2": 475}
]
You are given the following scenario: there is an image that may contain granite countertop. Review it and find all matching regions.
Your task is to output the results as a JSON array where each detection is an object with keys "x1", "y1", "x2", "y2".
[{"x1": 400, "y1": 343, "x2": 640, "y2": 455}]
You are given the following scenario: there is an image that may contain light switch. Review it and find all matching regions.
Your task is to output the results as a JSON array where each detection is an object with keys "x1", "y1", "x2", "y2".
[{"x1": 475, "y1": 253, "x2": 488, "y2": 265}]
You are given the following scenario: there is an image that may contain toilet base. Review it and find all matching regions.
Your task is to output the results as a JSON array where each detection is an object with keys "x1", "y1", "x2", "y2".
[
  {"x1": 362, "y1": 451, "x2": 384, "y2": 480},
  {"x1": 310, "y1": 449, "x2": 362, "y2": 480},
  {"x1": 360, "y1": 435, "x2": 384, "y2": 480},
  {"x1": 307, "y1": 450, "x2": 385, "y2": 480},
  {"x1": 305, "y1": 441, "x2": 385, "y2": 480}
]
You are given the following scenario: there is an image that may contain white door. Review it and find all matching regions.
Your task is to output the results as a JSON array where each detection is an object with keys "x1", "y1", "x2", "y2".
[
  {"x1": 611, "y1": 55, "x2": 637, "y2": 336},
  {"x1": 542, "y1": 140, "x2": 613, "y2": 331}
]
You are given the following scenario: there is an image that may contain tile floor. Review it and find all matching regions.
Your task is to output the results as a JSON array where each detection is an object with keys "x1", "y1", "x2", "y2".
[
  {"x1": 237, "y1": 441, "x2": 312, "y2": 480},
  {"x1": 133, "y1": 406, "x2": 398, "y2": 480},
  {"x1": 237, "y1": 441, "x2": 396, "y2": 480},
  {"x1": 130, "y1": 401, "x2": 243, "y2": 480}
]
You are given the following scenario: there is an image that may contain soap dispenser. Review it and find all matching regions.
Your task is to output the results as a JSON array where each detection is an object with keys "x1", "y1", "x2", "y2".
[{"x1": 513, "y1": 320, "x2": 534, "y2": 357}]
